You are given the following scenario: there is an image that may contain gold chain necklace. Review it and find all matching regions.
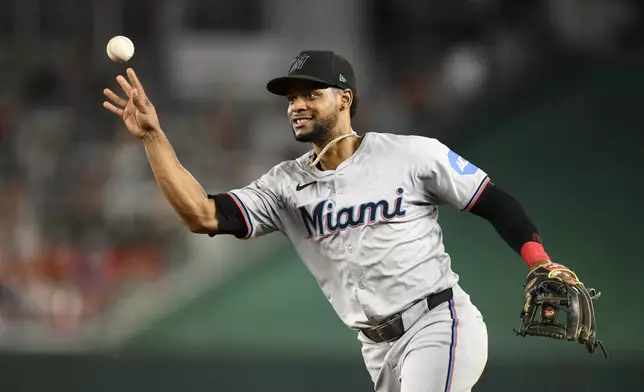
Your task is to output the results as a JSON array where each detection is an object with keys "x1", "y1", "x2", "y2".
[{"x1": 308, "y1": 131, "x2": 360, "y2": 169}]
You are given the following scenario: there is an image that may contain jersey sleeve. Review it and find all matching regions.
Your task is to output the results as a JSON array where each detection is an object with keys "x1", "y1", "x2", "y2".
[
  {"x1": 225, "y1": 166, "x2": 286, "y2": 239},
  {"x1": 413, "y1": 137, "x2": 491, "y2": 211}
]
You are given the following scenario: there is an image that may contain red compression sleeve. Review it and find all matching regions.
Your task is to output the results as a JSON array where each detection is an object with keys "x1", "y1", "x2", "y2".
[{"x1": 520, "y1": 241, "x2": 551, "y2": 268}]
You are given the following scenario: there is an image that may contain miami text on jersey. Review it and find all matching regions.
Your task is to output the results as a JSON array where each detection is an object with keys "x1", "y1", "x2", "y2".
[{"x1": 299, "y1": 188, "x2": 407, "y2": 238}]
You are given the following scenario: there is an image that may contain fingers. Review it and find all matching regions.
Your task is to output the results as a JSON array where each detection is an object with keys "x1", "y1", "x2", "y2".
[
  {"x1": 116, "y1": 75, "x2": 134, "y2": 97},
  {"x1": 103, "y1": 88, "x2": 127, "y2": 108},
  {"x1": 123, "y1": 99, "x2": 135, "y2": 119},
  {"x1": 130, "y1": 89, "x2": 148, "y2": 113},
  {"x1": 103, "y1": 101, "x2": 124, "y2": 117},
  {"x1": 127, "y1": 68, "x2": 146, "y2": 97},
  {"x1": 105, "y1": 69, "x2": 151, "y2": 118}
]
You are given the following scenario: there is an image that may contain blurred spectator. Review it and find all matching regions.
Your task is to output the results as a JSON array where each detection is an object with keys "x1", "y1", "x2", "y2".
[{"x1": 0, "y1": 0, "x2": 641, "y2": 340}]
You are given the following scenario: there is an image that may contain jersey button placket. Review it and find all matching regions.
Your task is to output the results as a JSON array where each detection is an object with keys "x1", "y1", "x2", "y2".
[
  {"x1": 346, "y1": 245, "x2": 358, "y2": 284},
  {"x1": 346, "y1": 244, "x2": 366, "y2": 291},
  {"x1": 346, "y1": 241, "x2": 363, "y2": 291},
  {"x1": 334, "y1": 175, "x2": 345, "y2": 197}
]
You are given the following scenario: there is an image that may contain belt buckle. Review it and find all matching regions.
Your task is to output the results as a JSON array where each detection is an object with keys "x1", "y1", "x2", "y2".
[
  {"x1": 369, "y1": 315, "x2": 401, "y2": 343},
  {"x1": 377, "y1": 327, "x2": 394, "y2": 343}
]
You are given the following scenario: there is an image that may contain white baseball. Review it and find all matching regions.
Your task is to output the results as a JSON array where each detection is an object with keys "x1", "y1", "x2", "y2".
[{"x1": 106, "y1": 36, "x2": 135, "y2": 63}]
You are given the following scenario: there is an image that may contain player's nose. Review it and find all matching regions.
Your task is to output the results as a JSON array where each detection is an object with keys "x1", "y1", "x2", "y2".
[{"x1": 289, "y1": 96, "x2": 308, "y2": 113}]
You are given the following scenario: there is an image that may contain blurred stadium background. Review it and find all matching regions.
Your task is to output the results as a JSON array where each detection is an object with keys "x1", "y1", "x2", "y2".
[{"x1": 0, "y1": 0, "x2": 643, "y2": 391}]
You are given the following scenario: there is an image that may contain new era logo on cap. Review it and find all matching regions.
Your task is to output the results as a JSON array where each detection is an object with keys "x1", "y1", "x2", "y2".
[{"x1": 339, "y1": 74, "x2": 346, "y2": 83}]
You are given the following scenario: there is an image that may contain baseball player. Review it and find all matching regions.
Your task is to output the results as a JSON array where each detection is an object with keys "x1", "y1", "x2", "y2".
[{"x1": 102, "y1": 51, "x2": 602, "y2": 392}]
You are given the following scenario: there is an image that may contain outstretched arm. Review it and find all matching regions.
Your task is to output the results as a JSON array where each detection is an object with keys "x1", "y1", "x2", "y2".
[
  {"x1": 475, "y1": 185, "x2": 607, "y2": 356},
  {"x1": 142, "y1": 129, "x2": 217, "y2": 234},
  {"x1": 103, "y1": 68, "x2": 217, "y2": 234},
  {"x1": 468, "y1": 184, "x2": 550, "y2": 269}
]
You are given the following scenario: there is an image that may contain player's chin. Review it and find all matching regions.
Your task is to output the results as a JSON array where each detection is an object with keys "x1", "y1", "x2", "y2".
[{"x1": 292, "y1": 124, "x2": 316, "y2": 142}]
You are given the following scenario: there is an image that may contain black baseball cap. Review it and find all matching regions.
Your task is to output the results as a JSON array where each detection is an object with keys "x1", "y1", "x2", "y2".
[{"x1": 266, "y1": 50, "x2": 357, "y2": 97}]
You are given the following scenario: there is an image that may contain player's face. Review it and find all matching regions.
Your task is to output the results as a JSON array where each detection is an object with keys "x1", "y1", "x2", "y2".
[{"x1": 286, "y1": 83, "x2": 341, "y2": 143}]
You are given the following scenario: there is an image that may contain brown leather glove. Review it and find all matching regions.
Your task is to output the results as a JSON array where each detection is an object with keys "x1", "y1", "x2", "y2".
[{"x1": 515, "y1": 262, "x2": 607, "y2": 358}]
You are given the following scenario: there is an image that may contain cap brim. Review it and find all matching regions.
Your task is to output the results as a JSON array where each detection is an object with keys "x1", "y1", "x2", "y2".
[{"x1": 266, "y1": 75, "x2": 335, "y2": 96}]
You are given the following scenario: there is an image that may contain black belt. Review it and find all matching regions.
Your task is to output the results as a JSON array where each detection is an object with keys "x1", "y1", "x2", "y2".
[{"x1": 360, "y1": 288, "x2": 453, "y2": 343}]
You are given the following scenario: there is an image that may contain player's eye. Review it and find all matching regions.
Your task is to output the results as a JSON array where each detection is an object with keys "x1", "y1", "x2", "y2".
[{"x1": 307, "y1": 92, "x2": 318, "y2": 99}]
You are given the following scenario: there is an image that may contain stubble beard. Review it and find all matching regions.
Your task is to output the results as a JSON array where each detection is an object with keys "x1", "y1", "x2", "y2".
[{"x1": 292, "y1": 112, "x2": 338, "y2": 145}]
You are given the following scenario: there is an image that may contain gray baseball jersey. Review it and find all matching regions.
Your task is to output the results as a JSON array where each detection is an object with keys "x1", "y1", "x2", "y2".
[{"x1": 226, "y1": 132, "x2": 490, "y2": 329}]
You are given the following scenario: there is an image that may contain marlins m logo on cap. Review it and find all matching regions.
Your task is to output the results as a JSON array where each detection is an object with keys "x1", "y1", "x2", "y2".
[{"x1": 289, "y1": 54, "x2": 310, "y2": 74}]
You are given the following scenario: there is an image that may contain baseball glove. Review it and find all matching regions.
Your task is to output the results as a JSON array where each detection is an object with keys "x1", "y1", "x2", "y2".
[{"x1": 515, "y1": 262, "x2": 607, "y2": 359}]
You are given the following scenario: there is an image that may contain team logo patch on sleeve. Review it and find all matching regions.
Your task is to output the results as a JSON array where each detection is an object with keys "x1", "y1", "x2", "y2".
[{"x1": 448, "y1": 150, "x2": 479, "y2": 175}]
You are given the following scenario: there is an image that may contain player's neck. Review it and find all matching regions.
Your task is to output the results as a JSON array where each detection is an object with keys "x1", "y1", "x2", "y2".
[{"x1": 313, "y1": 127, "x2": 361, "y2": 171}]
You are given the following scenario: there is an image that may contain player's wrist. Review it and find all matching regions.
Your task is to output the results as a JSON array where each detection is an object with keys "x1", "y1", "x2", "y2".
[
  {"x1": 141, "y1": 127, "x2": 164, "y2": 143},
  {"x1": 520, "y1": 241, "x2": 550, "y2": 269}
]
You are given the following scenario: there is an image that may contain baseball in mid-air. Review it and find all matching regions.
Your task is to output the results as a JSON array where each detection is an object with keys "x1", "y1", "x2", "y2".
[{"x1": 106, "y1": 35, "x2": 135, "y2": 63}]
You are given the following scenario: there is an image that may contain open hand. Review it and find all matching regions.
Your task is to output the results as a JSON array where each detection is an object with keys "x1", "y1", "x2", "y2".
[{"x1": 103, "y1": 68, "x2": 160, "y2": 139}]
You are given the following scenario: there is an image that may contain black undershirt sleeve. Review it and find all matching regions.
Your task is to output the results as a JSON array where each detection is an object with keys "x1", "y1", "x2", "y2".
[
  {"x1": 468, "y1": 184, "x2": 542, "y2": 254},
  {"x1": 207, "y1": 193, "x2": 247, "y2": 239}
]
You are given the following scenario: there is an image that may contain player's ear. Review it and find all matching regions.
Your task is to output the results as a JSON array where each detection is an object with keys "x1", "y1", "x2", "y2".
[{"x1": 340, "y1": 89, "x2": 353, "y2": 110}]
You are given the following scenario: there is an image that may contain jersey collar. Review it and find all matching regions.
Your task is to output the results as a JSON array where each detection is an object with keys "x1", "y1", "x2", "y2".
[{"x1": 306, "y1": 132, "x2": 371, "y2": 177}]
